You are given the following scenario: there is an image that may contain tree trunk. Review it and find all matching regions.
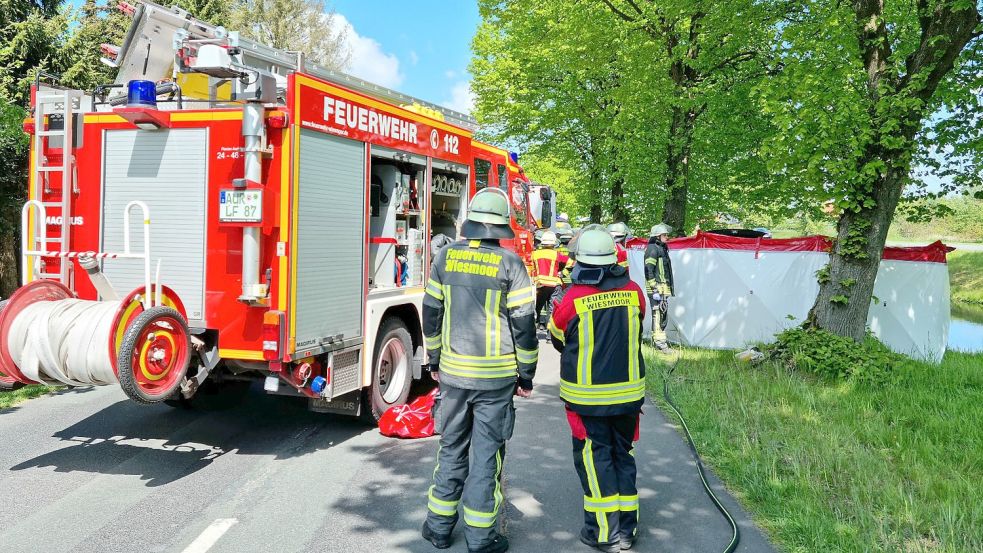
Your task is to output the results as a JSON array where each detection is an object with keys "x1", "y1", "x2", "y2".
[
  {"x1": 808, "y1": 165, "x2": 906, "y2": 341},
  {"x1": 610, "y1": 175, "x2": 627, "y2": 224},
  {"x1": 661, "y1": 105, "x2": 696, "y2": 232},
  {"x1": 0, "y1": 229, "x2": 19, "y2": 298},
  {"x1": 808, "y1": 0, "x2": 980, "y2": 343},
  {"x1": 589, "y1": 202, "x2": 603, "y2": 223}
]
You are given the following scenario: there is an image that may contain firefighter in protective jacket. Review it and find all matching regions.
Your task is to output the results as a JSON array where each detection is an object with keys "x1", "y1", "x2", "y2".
[
  {"x1": 422, "y1": 188, "x2": 538, "y2": 553},
  {"x1": 530, "y1": 230, "x2": 572, "y2": 328},
  {"x1": 644, "y1": 224, "x2": 675, "y2": 353},
  {"x1": 548, "y1": 227, "x2": 646, "y2": 553}
]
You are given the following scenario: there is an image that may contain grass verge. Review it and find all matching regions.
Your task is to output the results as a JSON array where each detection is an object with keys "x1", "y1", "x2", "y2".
[
  {"x1": 645, "y1": 347, "x2": 983, "y2": 553},
  {"x1": 0, "y1": 385, "x2": 54, "y2": 410},
  {"x1": 948, "y1": 251, "x2": 983, "y2": 305}
]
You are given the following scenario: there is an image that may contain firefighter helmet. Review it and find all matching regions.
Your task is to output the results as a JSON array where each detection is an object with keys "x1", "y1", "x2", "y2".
[
  {"x1": 650, "y1": 223, "x2": 672, "y2": 237},
  {"x1": 540, "y1": 230, "x2": 558, "y2": 247},
  {"x1": 607, "y1": 222, "x2": 629, "y2": 242},
  {"x1": 556, "y1": 226, "x2": 574, "y2": 244},
  {"x1": 574, "y1": 226, "x2": 618, "y2": 266},
  {"x1": 460, "y1": 188, "x2": 515, "y2": 240}
]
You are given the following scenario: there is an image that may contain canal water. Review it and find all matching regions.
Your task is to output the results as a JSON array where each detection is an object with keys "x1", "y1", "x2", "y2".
[{"x1": 950, "y1": 303, "x2": 983, "y2": 353}]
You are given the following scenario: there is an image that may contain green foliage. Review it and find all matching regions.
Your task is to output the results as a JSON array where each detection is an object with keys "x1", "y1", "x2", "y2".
[
  {"x1": 891, "y1": 197, "x2": 983, "y2": 243},
  {"x1": 471, "y1": 0, "x2": 791, "y2": 231},
  {"x1": 0, "y1": 3, "x2": 68, "y2": 102},
  {"x1": 765, "y1": 327, "x2": 900, "y2": 383},
  {"x1": 0, "y1": 384, "x2": 54, "y2": 410},
  {"x1": 645, "y1": 347, "x2": 983, "y2": 552},
  {"x1": 815, "y1": 264, "x2": 831, "y2": 285},
  {"x1": 57, "y1": 0, "x2": 128, "y2": 92},
  {"x1": 230, "y1": 0, "x2": 351, "y2": 70},
  {"x1": 949, "y1": 251, "x2": 983, "y2": 305},
  {"x1": 0, "y1": 101, "x2": 29, "y2": 237},
  {"x1": 171, "y1": 0, "x2": 232, "y2": 24}
]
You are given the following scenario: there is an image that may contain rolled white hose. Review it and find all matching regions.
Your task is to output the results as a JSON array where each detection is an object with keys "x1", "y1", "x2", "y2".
[{"x1": 8, "y1": 299, "x2": 122, "y2": 386}]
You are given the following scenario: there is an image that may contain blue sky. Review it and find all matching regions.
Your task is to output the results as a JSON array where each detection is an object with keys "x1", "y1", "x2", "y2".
[{"x1": 327, "y1": 1, "x2": 480, "y2": 113}]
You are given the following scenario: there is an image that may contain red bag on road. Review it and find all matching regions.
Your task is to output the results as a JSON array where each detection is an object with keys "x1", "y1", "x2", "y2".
[{"x1": 378, "y1": 388, "x2": 438, "y2": 439}]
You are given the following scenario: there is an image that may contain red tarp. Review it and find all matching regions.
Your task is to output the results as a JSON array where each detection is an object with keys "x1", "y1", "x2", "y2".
[{"x1": 626, "y1": 232, "x2": 952, "y2": 263}]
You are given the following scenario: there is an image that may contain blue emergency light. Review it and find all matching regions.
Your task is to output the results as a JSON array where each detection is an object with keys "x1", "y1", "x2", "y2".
[
  {"x1": 509, "y1": 151, "x2": 520, "y2": 164},
  {"x1": 126, "y1": 80, "x2": 157, "y2": 108}
]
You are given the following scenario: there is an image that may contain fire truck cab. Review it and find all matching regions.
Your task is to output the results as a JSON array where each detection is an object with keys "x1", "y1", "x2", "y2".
[{"x1": 0, "y1": 1, "x2": 556, "y2": 420}]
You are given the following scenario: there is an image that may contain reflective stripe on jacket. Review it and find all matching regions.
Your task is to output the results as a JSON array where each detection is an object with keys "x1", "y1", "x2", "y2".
[
  {"x1": 548, "y1": 280, "x2": 646, "y2": 416},
  {"x1": 423, "y1": 239, "x2": 538, "y2": 390},
  {"x1": 643, "y1": 238, "x2": 674, "y2": 296},
  {"x1": 530, "y1": 247, "x2": 571, "y2": 288}
]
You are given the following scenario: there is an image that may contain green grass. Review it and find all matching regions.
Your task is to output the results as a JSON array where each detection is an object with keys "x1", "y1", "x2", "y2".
[
  {"x1": 949, "y1": 251, "x2": 983, "y2": 305},
  {"x1": 645, "y1": 347, "x2": 983, "y2": 553},
  {"x1": 0, "y1": 384, "x2": 54, "y2": 410}
]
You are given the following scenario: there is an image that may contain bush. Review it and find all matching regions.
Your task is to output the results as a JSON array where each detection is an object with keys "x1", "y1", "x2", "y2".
[{"x1": 764, "y1": 326, "x2": 900, "y2": 383}]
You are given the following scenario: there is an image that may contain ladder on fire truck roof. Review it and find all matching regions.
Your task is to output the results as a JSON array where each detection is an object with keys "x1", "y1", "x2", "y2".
[
  {"x1": 28, "y1": 88, "x2": 83, "y2": 286},
  {"x1": 109, "y1": 1, "x2": 478, "y2": 131}
]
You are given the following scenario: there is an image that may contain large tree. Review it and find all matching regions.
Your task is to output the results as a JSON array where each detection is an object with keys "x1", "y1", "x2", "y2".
[
  {"x1": 760, "y1": 0, "x2": 982, "y2": 341},
  {"x1": 600, "y1": 0, "x2": 779, "y2": 232},
  {"x1": 471, "y1": 0, "x2": 630, "y2": 223}
]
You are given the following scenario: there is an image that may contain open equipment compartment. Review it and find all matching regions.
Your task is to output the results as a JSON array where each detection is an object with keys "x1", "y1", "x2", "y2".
[
  {"x1": 369, "y1": 147, "x2": 426, "y2": 289},
  {"x1": 430, "y1": 159, "x2": 469, "y2": 243}
]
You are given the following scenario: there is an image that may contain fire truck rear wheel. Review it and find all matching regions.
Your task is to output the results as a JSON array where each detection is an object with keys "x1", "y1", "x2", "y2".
[
  {"x1": 365, "y1": 317, "x2": 413, "y2": 422},
  {"x1": 117, "y1": 306, "x2": 193, "y2": 404}
]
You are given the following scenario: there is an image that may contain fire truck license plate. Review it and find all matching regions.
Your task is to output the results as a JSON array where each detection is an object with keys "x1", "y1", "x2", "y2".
[{"x1": 219, "y1": 189, "x2": 263, "y2": 223}]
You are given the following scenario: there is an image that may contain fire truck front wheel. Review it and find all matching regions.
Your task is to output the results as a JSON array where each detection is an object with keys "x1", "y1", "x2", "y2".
[{"x1": 365, "y1": 317, "x2": 413, "y2": 421}]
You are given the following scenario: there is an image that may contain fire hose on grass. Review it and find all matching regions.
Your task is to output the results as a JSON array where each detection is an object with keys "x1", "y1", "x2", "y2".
[
  {"x1": 0, "y1": 201, "x2": 193, "y2": 403},
  {"x1": 659, "y1": 356, "x2": 740, "y2": 553}
]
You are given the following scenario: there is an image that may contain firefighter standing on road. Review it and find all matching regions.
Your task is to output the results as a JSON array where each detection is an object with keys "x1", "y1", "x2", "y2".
[
  {"x1": 530, "y1": 230, "x2": 571, "y2": 329},
  {"x1": 548, "y1": 227, "x2": 646, "y2": 553},
  {"x1": 422, "y1": 188, "x2": 539, "y2": 553},
  {"x1": 607, "y1": 222, "x2": 631, "y2": 268},
  {"x1": 644, "y1": 224, "x2": 675, "y2": 354}
]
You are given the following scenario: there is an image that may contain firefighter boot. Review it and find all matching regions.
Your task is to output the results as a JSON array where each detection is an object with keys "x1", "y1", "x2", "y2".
[
  {"x1": 422, "y1": 521, "x2": 454, "y2": 549},
  {"x1": 468, "y1": 533, "x2": 509, "y2": 553},
  {"x1": 579, "y1": 529, "x2": 620, "y2": 553},
  {"x1": 654, "y1": 340, "x2": 674, "y2": 354}
]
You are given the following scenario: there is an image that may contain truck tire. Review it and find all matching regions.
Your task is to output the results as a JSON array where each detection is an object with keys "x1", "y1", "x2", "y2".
[{"x1": 364, "y1": 317, "x2": 413, "y2": 422}]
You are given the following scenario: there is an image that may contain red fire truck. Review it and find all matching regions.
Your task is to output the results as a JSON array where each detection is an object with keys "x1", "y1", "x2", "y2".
[{"x1": 0, "y1": 1, "x2": 555, "y2": 419}]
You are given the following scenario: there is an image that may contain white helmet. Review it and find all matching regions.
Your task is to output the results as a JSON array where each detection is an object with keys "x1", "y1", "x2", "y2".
[
  {"x1": 650, "y1": 223, "x2": 672, "y2": 237},
  {"x1": 540, "y1": 230, "x2": 558, "y2": 247},
  {"x1": 607, "y1": 222, "x2": 629, "y2": 241}
]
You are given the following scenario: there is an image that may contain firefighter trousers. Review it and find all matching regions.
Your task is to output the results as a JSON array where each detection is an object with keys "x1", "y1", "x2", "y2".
[
  {"x1": 652, "y1": 297, "x2": 669, "y2": 343},
  {"x1": 536, "y1": 285, "x2": 559, "y2": 326},
  {"x1": 426, "y1": 383, "x2": 516, "y2": 548},
  {"x1": 570, "y1": 412, "x2": 639, "y2": 546}
]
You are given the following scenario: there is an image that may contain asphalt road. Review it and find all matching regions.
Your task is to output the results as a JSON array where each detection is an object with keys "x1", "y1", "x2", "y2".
[{"x1": 0, "y1": 344, "x2": 775, "y2": 553}]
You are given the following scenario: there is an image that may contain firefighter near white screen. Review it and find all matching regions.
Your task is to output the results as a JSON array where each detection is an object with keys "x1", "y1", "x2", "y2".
[{"x1": 323, "y1": 97, "x2": 419, "y2": 146}]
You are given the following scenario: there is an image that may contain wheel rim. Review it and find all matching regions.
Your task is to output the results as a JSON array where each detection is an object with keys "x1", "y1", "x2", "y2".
[
  {"x1": 131, "y1": 314, "x2": 189, "y2": 397},
  {"x1": 376, "y1": 337, "x2": 408, "y2": 404},
  {"x1": 109, "y1": 285, "x2": 187, "y2": 375}
]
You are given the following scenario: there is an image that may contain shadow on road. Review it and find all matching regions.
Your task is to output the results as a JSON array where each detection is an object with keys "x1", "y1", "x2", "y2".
[{"x1": 9, "y1": 383, "x2": 370, "y2": 487}]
